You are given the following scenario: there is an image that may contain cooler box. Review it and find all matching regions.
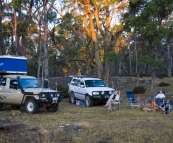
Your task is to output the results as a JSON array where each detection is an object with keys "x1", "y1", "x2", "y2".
[
  {"x1": 0, "y1": 55, "x2": 27, "y2": 74},
  {"x1": 76, "y1": 100, "x2": 85, "y2": 107}
]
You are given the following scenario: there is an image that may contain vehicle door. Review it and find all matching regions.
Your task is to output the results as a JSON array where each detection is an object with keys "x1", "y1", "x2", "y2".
[
  {"x1": 4, "y1": 78, "x2": 22, "y2": 104},
  {"x1": 77, "y1": 81, "x2": 86, "y2": 100},
  {"x1": 0, "y1": 77, "x2": 8, "y2": 102},
  {"x1": 74, "y1": 79, "x2": 81, "y2": 99}
]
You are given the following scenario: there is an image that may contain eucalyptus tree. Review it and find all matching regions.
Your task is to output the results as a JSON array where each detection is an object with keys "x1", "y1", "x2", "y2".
[
  {"x1": 60, "y1": 0, "x2": 127, "y2": 83},
  {"x1": 124, "y1": 0, "x2": 173, "y2": 89}
]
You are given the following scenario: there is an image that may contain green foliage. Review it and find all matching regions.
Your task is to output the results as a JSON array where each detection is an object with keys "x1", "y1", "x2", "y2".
[
  {"x1": 137, "y1": 55, "x2": 164, "y2": 69},
  {"x1": 65, "y1": 47, "x2": 78, "y2": 58},
  {"x1": 133, "y1": 86, "x2": 146, "y2": 94},
  {"x1": 104, "y1": 51, "x2": 117, "y2": 62},
  {"x1": 56, "y1": 85, "x2": 68, "y2": 98},
  {"x1": 27, "y1": 58, "x2": 37, "y2": 77},
  {"x1": 158, "y1": 82, "x2": 170, "y2": 87},
  {"x1": 48, "y1": 9, "x2": 57, "y2": 23},
  {"x1": 12, "y1": 0, "x2": 28, "y2": 11}
]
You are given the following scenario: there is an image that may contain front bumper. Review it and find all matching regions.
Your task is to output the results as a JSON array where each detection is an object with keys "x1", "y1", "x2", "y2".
[{"x1": 92, "y1": 94, "x2": 111, "y2": 101}]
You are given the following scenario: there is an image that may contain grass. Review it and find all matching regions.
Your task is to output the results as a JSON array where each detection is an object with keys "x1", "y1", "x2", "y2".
[
  {"x1": 1, "y1": 77, "x2": 173, "y2": 143},
  {"x1": 1, "y1": 100, "x2": 173, "y2": 143}
]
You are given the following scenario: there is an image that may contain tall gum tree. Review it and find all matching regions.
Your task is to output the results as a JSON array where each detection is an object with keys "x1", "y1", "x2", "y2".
[
  {"x1": 124, "y1": 0, "x2": 173, "y2": 90},
  {"x1": 72, "y1": 0, "x2": 126, "y2": 82}
]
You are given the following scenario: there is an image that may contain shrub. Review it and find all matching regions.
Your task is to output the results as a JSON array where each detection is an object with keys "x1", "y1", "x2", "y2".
[
  {"x1": 158, "y1": 82, "x2": 170, "y2": 87},
  {"x1": 56, "y1": 85, "x2": 69, "y2": 98},
  {"x1": 133, "y1": 86, "x2": 147, "y2": 94}
]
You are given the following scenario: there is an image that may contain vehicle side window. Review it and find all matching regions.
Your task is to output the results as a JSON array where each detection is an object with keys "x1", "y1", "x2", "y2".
[
  {"x1": 71, "y1": 79, "x2": 76, "y2": 86},
  {"x1": 75, "y1": 80, "x2": 80, "y2": 87},
  {"x1": 0, "y1": 78, "x2": 6, "y2": 86},
  {"x1": 10, "y1": 80, "x2": 18, "y2": 89},
  {"x1": 80, "y1": 82, "x2": 84, "y2": 86}
]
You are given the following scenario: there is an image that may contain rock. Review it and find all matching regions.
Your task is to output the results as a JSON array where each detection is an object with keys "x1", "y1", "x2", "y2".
[
  {"x1": 11, "y1": 110, "x2": 21, "y2": 116},
  {"x1": 52, "y1": 127, "x2": 65, "y2": 139},
  {"x1": 38, "y1": 128, "x2": 50, "y2": 139},
  {"x1": 144, "y1": 103, "x2": 152, "y2": 108},
  {"x1": 143, "y1": 107, "x2": 151, "y2": 112},
  {"x1": 151, "y1": 107, "x2": 156, "y2": 112}
]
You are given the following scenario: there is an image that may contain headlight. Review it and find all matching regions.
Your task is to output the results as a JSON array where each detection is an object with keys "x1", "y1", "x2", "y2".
[
  {"x1": 42, "y1": 93, "x2": 45, "y2": 97},
  {"x1": 109, "y1": 91, "x2": 114, "y2": 94},
  {"x1": 55, "y1": 93, "x2": 60, "y2": 97},
  {"x1": 93, "y1": 91, "x2": 99, "y2": 95},
  {"x1": 50, "y1": 93, "x2": 53, "y2": 97}
]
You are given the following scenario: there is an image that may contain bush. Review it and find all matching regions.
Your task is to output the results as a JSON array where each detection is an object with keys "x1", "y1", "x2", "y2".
[
  {"x1": 157, "y1": 74, "x2": 168, "y2": 79},
  {"x1": 133, "y1": 86, "x2": 147, "y2": 94},
  {"x1": 56, "y1": 85, "x2": 69, "y2": 98},
  {"x1": 158, "y1": 82, "x2": 170, "y2": 87}
]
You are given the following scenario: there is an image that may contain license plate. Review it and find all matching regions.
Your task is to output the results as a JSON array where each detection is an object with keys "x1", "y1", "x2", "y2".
[
  {"x1": 105, "y1": 95, "x2": 109, "y2": 98},
  {"x1": 53, "y1": 97, "x2": 58, "y2": 100}
]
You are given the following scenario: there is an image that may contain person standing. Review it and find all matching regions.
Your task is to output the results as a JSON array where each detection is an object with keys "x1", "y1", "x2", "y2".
[{"x1": 103, "y1": 90, "x2": 120, "y2": 112}]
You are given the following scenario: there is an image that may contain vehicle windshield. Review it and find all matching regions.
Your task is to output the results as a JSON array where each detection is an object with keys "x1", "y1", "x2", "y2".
[
  {"x1": 85, "y1": 80, "x2": 106, "y2": 87},
  {"x1": 19, "y1": 78, "x2": 40, "y2": 88}
]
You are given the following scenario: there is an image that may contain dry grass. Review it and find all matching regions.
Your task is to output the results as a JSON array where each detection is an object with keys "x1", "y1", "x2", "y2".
[
  {"x1": 1, "y1": 77, "x2": 173, "y2": 143},
  {"x1": 1, "y1": 100, "x2": 173, "y2": 143}
]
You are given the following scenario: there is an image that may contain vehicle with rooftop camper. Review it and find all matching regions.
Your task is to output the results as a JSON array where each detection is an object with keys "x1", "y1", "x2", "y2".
[{"x1": 0, "y1": 55, "x2": 62, "y2": 114}]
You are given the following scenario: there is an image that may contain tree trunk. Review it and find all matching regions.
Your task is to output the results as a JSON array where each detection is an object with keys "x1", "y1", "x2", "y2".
[
  {"x1": 37, "y1": 22, "x2": 42, "y2": 83},
  {"x1": 129, "y1": 45, "x2": 132, "y2": 75},
  {"x1": 84, "y1": 4, "x2": 103, "y2": 79},
  {"x1": 134, "y1": 40, "x2": 138, "y2": 74},
  {"x1": 43, "y1": 0, "x2": 49, "y2": 79},
  {"x1": 14, "y1": 11, "x2": 18, "y2": 56},
  {"x1": 118, "y1": 51, "x2": 123, "y2": 75},
  {"x1": 167, "y1": 45, "x2": 172, "y2": 77},
  {"x1": 0, "y1": 1, "x2": 5, "y2": 55}
]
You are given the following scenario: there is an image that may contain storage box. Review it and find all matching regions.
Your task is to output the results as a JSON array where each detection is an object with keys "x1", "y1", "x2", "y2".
[
  {"x1": 76, "y1": 100, "x2": 85, "y2": 107},
  {"x1": 0, "y1": 55, "x2": 27, "y2": 74}
]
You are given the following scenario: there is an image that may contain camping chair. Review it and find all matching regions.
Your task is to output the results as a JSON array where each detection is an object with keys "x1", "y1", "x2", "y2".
[
  {"x1": 113, "y1": 94, "x2": 120, "y2": 111},
  {"x1": 162, "y1": 100, "x2": 173, "y2": 115},
  {"x1": 125, "y1": 90, "x2": 140, "y2": 109},
  {"x1": 154, "y1": 90, "x2": 166, "y2": 107},
  {"x1": 168, "y1": 100, "x2": 173, "y2": 115}
]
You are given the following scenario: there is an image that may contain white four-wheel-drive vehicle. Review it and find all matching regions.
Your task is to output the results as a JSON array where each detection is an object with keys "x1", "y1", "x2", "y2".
[
  {"x1": 0, "y1": 74, "x2": 62, "y2": 114},
  {"x1": 68, "y1": 75, "x2": 115, "y2": 106}
]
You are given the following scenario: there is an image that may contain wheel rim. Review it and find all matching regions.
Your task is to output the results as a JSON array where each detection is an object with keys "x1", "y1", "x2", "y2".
[
  {"x1": 27, "y1": 102, "x2": 34, "y2": 112},
  {"x1": 85, "y1": 97, "x2": 90, "y2": 106},
  {"x1": 71, "y1": 94, "x2": 74, "y2": 103}
]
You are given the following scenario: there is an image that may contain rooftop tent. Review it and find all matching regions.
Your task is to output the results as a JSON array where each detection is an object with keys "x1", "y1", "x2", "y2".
[{"x1": 0, "y1": 55, "x2": 27, "y2": 74}]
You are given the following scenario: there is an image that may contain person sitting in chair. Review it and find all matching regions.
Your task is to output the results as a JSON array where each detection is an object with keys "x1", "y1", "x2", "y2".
[
  {"x1": 103, "y1": 90, "x2": 119, "y2": 112},
  {"x1": 155, "y1": 90, "x2": 165, "y2": 108}
]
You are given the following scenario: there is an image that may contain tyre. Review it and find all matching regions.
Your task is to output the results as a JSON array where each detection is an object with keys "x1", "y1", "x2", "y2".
[
  {"x1": 11, "y1": 105, "x2": 21, "y2": 110},
  {"x1": 85, "y1": 95, "x2": 93, "y2": 107},
  {"x1": 46, "y1": 104, "x2": 58, "y2": 112},
  {"x1": 0, "y1": 103, "x2": 2, "y2": 110},
  {"x1": 25, "y1": 99, "x2": 39, "y2": 114},
  {"x1": 70, "y1": 92, "x2": 76, "y2": 104}
]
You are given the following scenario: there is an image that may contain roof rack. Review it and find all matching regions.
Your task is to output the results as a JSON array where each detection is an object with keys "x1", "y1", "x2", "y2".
[
  {"x1": 69, "y1": 75, "x2": 99, "y2": 79},
  {"x1": 69, "y1": 75, "x2": 88, "y2": 78}
]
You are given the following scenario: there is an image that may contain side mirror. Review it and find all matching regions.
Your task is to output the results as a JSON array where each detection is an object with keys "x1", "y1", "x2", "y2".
[{"x1": 43, "y1": 79, "x2": 49, "y2": 88}]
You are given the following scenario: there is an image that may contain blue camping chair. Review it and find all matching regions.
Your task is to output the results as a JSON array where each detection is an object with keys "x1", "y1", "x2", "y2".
[
  {"x1": 125, "y1": 90, "x2": 140, "y2": 109},
  {"x1": 162, "y1": 100, "x2": 173, "y2": 115},
  {"x1": 167, "y1": 100, "x2": 173, "y2": 115},
  {"x1": 154, "y1": 90, "x2": 166, "y2": 107}
]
